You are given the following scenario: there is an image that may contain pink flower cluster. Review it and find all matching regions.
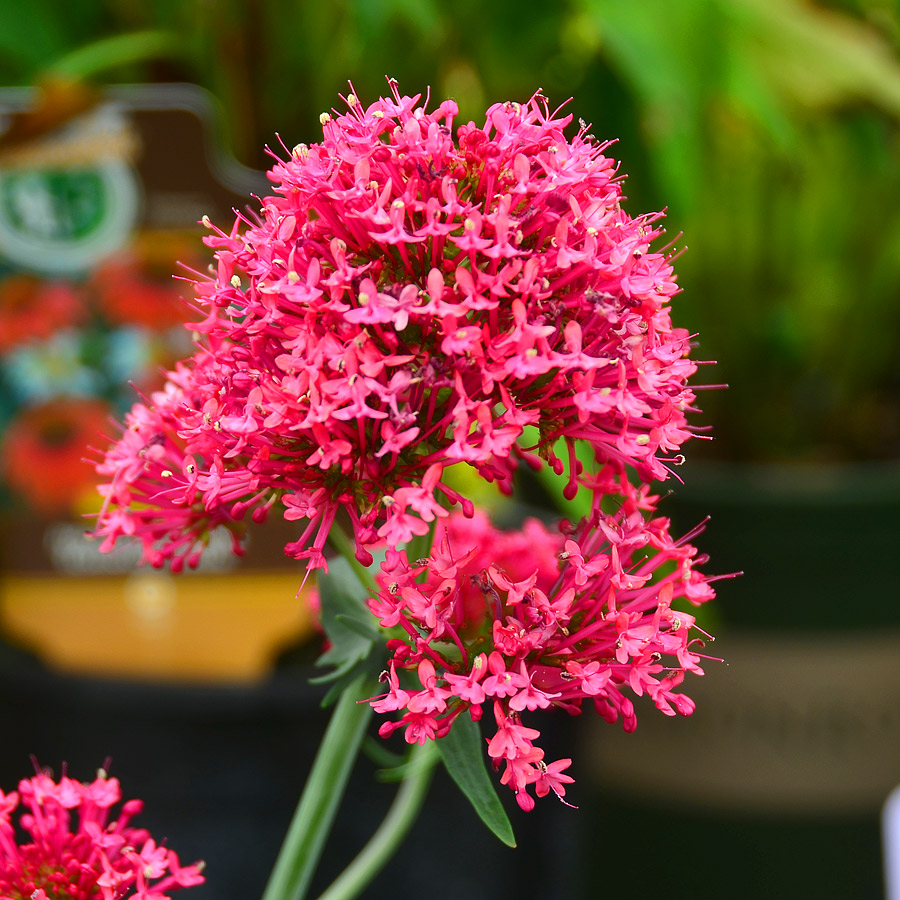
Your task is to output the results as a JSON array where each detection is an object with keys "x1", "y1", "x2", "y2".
[
  {"x1": 0, "y1": 769, "x2": 204, "y2": 900},
  {"x1": 93, "y1": 80, "x2": 700, "y2": 571},
  {"x1": 368, "y1": 476, "x2": 715, "y2": 811},
  {"x1": 91, "y1": 81, "x2": 719, "y2": 812}
]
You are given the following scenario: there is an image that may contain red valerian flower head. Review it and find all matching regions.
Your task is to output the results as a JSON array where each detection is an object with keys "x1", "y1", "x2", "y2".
[
  {"x1": 0, "y1": 767, "x2": 204, "y2": 900},
  {"x1": 93, "y1": 80, "x2": 703, "y2": 572},
  {"x1": 367, "y1": 481, "x2": 719, "y2": 811}
]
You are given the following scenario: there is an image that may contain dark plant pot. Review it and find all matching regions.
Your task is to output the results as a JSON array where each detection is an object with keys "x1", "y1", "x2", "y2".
[
  {"x1": 578, "y1": 461, "x2": 900, "y2": 900},
  {"x1": 0, "y1": 640, "x2": 589, "y2": 900},
  {"x1": 0, "y1": 641, "x2": 330, "y2": 900},
  {"x1": 664, "y1": 460, "x2": 900, "y2": 632}
]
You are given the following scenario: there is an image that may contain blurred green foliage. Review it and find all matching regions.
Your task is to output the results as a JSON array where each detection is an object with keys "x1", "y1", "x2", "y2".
[{"x1": 1, "y1": 0, "x2": 898, "y2": 461}]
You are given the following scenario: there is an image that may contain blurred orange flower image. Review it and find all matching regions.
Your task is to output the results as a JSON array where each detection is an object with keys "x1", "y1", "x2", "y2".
[{"x1": 1, "y1": 398, "x2": 111, "y2": 514}]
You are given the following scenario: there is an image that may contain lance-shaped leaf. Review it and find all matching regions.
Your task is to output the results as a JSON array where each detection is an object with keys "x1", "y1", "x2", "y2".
[
  {"x1": 438, "y1": 713, "x2": 516, "y2": 847},
  {"x1": 313, "y1": 557, "x2": 379, "y2": 700}
]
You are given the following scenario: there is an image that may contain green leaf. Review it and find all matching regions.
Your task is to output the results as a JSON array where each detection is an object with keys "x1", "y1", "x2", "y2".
[
  {"x1": 334, "y1": 612, "x2": 381, "y2": 641},
  {"x1": 438, "y1": 714, "x2": 516, "y2": 848},
  {"x1": 362, "y1": 736, "x2": 408, "y2": 771},
  {"x1": 313, "y1": 557, "x2": 378, "y2": 697}
]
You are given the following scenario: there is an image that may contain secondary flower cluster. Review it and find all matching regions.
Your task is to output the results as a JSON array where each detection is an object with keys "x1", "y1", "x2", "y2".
[
  {"x1": 368, "y1": 477, "x2": 715, "y2": 811},
  {"x1": 0, "y1": 768, "x2": 204, "y2": 900},
  {"x1": 93, "y1": 80, "x2": 699, "y2": 572}
]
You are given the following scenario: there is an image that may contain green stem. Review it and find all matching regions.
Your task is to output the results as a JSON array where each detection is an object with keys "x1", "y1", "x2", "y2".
[
  {"x1": 46, "y1": 30, "x2": 185, "y2": 80},
  {"x1": 260, "y1": 674, "x2": 373, "y2": 900},
  {"x1": 263, "y1": 518, "x2": 439, "y2": 900},
  {"x1": 314, "y1": 742, "x2": 439, "y2": 900}
]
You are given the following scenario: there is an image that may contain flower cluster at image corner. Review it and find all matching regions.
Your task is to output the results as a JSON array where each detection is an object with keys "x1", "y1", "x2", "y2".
[
  {"x1": 0, "y1": 769, "x2": 204, "y2": 900},
  {"x1": 93, "y1": 81, "x2": 719, "y2": 811}
]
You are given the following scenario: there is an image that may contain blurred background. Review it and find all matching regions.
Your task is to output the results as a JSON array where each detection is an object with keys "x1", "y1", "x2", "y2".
[{"x1": 0, "y1": 0, "x2": 899, "y2": 898}]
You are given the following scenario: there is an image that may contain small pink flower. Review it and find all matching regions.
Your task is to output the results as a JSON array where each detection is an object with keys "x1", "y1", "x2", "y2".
[
  {"x1": 533, "y1": 759, "x2": 576, "y2": 805},
  {"x1": 405, "y1": 660, "x2": 452, "y2": 715},
  {"x1": 482, "y1": 652, "x2": 528, "y2": 699},
  {"x1": 487, "y1": 703, "x2": 542, "y2": 762},
  {"x1": 403, "y1": 713, "x2": 439, "y2": 745},
  {"x1": 371, "y1": 663, "x2": 411, "y2": 714},
  {"x1": 443, "y1": 654, "x2": 488, "y2": 706}
]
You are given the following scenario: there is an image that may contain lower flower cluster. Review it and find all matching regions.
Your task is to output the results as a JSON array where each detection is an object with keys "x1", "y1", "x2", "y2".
[
  {"x1": 0, "y1": 769, "x2": 204, "y2": 900},
  {"x1": 367, "y1": 481, "x2": 716, "y2": 811}
]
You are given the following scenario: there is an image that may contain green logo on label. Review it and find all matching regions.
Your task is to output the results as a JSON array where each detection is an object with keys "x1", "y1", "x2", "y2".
[
  {"x1": 1, "y1": 170, "x2": 108, "y2": 242},
  {"x1": 0, "y1": 162, "x2": 140, "y2": 275}
]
